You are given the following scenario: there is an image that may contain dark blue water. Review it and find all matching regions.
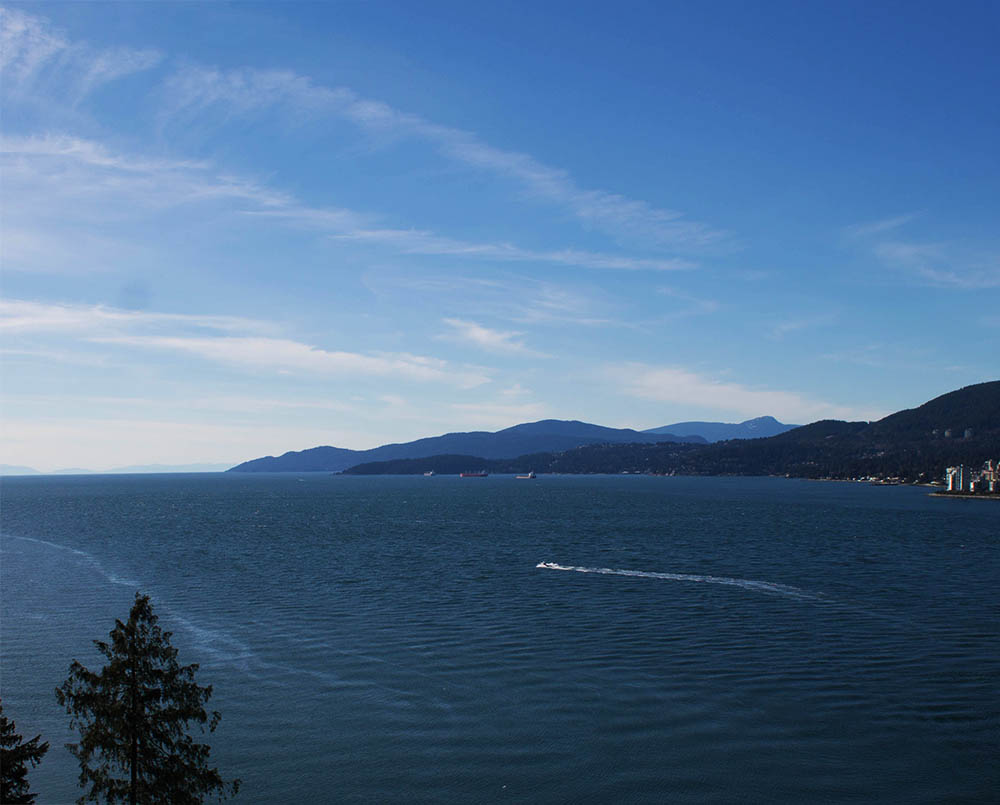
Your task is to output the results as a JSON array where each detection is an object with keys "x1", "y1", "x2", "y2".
[{"x1": 2, "y1": 474, "x2": 998, "y2": 803}]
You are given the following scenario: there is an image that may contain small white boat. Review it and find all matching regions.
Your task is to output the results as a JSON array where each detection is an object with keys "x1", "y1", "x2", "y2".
[{"x1": 423, "y1": 470, "x2": 435, "y2": 476}]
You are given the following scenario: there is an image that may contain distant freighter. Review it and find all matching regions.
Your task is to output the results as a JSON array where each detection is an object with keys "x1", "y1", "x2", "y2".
[{"x1": 460, "y1": 471, "x2": 489, "y2": 478}]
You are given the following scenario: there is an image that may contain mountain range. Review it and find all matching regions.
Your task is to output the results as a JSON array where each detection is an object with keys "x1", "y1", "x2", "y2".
[
  {"x1": 9, "y1": 383, "x2": 993, "y2": 479},
  {"x1": 4, "y1": 417, "x2": 801, "y2": 477},
  {"x1": 344, "y1": 382, "x2": 1000, "y2": 481},
  {"x1": 227, "y1": 420, "x2": 706, "y2": 473}
]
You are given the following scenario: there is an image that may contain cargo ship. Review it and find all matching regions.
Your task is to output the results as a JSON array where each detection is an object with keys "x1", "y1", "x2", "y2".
[{"x1": 460, "y1": 471, "x2": 489, "y2": 478}]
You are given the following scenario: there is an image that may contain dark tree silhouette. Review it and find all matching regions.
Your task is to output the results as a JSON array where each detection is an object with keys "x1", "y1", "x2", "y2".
[
  {"x1": 0, "y1": 699, "x2": 49, "y2": 805},
  {"x1": 55, "y1": 593, "x2": 239, "y2": 804}
]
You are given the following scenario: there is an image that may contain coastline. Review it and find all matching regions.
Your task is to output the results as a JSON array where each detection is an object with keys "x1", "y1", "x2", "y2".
[{"x1": 928, "y1": 492, "x2": 1000, "y2": 501}]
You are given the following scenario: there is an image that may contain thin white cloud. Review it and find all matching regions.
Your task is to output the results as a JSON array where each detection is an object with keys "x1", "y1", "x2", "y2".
[
  {"x1": 820, "y1": 343, "x2": 991, "y2": 377},
  {"x1": 876, "y1": 241, "x2": 1000, "y2": 289},
  {"x1": 508, "y1": 283, "x2": 621, "y2": 326},
  {"x1": 2, "y1": 134, "x2": 293, "y2": 214},
  {"x1": 0, "y1": 299, "x2": 267, "y2": 335},
  {"x1": 448, "y1": 401, "x2": 550, "y2": 425},
  {"x1": 4, "y1": 134, "x2": 693, "y2": 274},
  {"x1": 769, "y1": 313, "x2": 836, "y2": 340},
  {"x1": 500, "y1": 383, "x2": 531, "y2": 399},
  {"x1": 363, "y1": 269, "x2": 624, "y2": 327},
  {"x1": 2, "y1": 136, "x2": 304, "y2": 277},
  {"x1": 656, "y1": 286, "x2": 720, "y2": 319},
  {"x1": 2, "y1": 298, "x2": 491, "y2": 387},
  {"x1": 3, "y1": 392, "x2": 365, "y2": 417},
  {"x1": 729, "y1": 268, "x2": 774, "y2": 282},
  {"x1": 75, "y1": 46, "x2": 162, "y2": 99},
  {"x1": 842, "y1": 213, "x2": 1000, "y2": 290},
  {"x1": 2, "y1": 133, "x2": 206, "y2": 174},
  {"x1": 160, "y1": 65, "x2": 725, "y2": 249},
  {"x1": 844, "y1": 213, "x2": 919, "y2": 239},
  {"x1": 0, "y1": 6, "x2": 69, "y2": 80},
  {"x1": 607, "y1": 364, "x2": 884, "y2": 423},
  {"x1": 0, "y1": 225, "x2": 145, "y2": 276},
  {"x1": 328, "y1": 228, "x2": 694, "y2": 271},
  {"x1": 0, "y1": 7, "x2": 160, "y2": 101},
  {"x1": 0, "y1": 346, "x2": 114, "y2": 367},
  {"x1": 439, "y1": 318, "x2": 549, "y2": 357},
  {"x1": 92, "y1": 335, "x2": 491, "y2": 388}
]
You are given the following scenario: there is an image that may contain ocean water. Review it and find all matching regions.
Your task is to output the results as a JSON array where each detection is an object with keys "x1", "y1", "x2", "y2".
[{"x1": 1, "y1": 473, "x2": 997, "y2": 803}]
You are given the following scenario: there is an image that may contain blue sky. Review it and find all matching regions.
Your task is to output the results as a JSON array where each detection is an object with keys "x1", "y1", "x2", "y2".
[{"x1": 2, "y1": 1, "x2": 997, "y2": 471}]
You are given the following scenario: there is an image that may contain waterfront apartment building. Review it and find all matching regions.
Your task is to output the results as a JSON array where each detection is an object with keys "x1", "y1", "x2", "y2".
[{"x1": 946, "y1": 460, "x2": 998, "y2": 493}]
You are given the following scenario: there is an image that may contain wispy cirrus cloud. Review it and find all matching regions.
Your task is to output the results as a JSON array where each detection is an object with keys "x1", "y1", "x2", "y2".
[
  {"x1": 844, "y1": 213, "x2": 919, "y2": 239},
  {"x1": 606, "y1": 364, "x2": 884, "y2": 422},
  {"x1": 3, "y1": 11, "x2": 710, "y2": 275},
  {"x1": 3, "y1": 133, "x2": 206, "y2": 174},
  {"x1": 820, "y1": 342, "x2": 981, "y2": 374},
  {"x1": 439, "y1": 318, "x2": 550, "y2": 358},
  {"x1": 326, "y1": 227, "x2": 693, "y2": 271},
  {"x1": 448, "y1": 401, "x2": 550, "y2": 425},
  {"x1": 843, "y1": 212, "x2": 1000, "y2": 289},
  {"x1": 2, "y1": 135, "x2": 302, "y2": 273},
  {"x1": 2, "y1": 299, "x2": 491, "y2": 388},
  {"x1": 160, "y1": 64, "x2": 725, "y2": 250},
  {"x1": 0, "y1": 298, "x2": 267, "y2": 335},
  {"x1": 0, "y1": 7, "x2": 160, "y2": 102},
  {"x1": 508, "y1": 282, "x2": 623, "y2": 326},
  {"x1": 0, "y1": 6, "x2": 67, "y2": 82},
  {"x1": 656, "y1": 286, "x2": 720, "y2": 319},
  {"x1": 363, "y1": 270, "x2": 623, "y2": 328},
  {"x1": 7, "y1": 391, "x2": 365, "y2": 417},
  {"x1": 4, "y1": 133, "x2": 687, "y2": 274},
  {"x1": 769, "y1": 312, "x2": 836, "y2": 340},
  {"x1": 875, "y1": 241, "x2": 1000, "y2": 289},
  {"x1": 93, "y1": 334, "x2": 491, "y2": 387},
  {"x1": 1, "y1": 134, "x2": 293, "y2": 211}
]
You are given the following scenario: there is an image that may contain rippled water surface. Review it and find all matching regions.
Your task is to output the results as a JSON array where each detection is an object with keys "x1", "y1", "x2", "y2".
[{"x1": 2, "y1": 474, "x2": 998, "y2": 803}]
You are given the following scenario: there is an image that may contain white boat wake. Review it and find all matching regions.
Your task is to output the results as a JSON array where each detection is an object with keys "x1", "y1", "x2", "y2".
[
  {"x1": 536, "y1": 561, "x2": 821, "y2": 600},
  {"x1": 7, "y1": 534, "x2": 140, "y2": 587}
]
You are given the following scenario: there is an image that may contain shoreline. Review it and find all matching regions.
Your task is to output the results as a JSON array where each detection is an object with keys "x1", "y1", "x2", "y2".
[{"x1": 928, "y1": 492, "x2": 1000, "y2": 501}]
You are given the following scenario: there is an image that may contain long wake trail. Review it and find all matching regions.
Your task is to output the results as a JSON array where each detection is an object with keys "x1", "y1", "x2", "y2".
[
  {"x1": 536, "y1": 561, "x2": 822, "y2": 601},
  {"x1": 4, "y1": 533, "x2": 140, "y2": 587}
]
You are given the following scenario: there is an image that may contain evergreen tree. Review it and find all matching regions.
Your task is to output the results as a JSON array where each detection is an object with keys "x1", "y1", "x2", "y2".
[
  {"x1": 55, "y1": 593, "x2": 240, "y2": 804},
  {"x1": 0, "y1": 699, "x2": 49, "y2": 805}
]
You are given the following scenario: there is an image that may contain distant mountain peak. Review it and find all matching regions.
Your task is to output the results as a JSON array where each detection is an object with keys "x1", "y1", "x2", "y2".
[
  {"x1": 743, "y1": 416, "x2": 782, "y2": 431},
  {"x1": 643, "y1": 416, "x2": 799, "y2": 443}
]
